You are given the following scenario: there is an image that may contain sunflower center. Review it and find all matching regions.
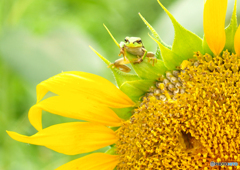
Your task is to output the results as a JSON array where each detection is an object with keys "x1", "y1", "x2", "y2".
[{"x1": 116, "y1": 50, "x2": 240, "y2": 169}]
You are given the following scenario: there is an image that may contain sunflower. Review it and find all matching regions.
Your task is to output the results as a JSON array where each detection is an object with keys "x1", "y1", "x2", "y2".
[{"x1": 7, "y1": 0, "x2": 240, "y2": 169}]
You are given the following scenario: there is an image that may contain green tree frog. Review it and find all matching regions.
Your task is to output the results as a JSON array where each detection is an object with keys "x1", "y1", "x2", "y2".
[{"x1": 109, "y1": 37, "x2": 157, "y2": 72}]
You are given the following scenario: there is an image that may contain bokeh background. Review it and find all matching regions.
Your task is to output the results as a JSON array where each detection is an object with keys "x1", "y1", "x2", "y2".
[{"x1": 0, "y1": 0, "x2": 238, "y2": 169}]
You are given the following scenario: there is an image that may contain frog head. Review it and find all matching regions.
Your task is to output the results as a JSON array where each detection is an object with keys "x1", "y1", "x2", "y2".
[{"x1": 124, "y1": 37, "x2": 143, "y2": 48}]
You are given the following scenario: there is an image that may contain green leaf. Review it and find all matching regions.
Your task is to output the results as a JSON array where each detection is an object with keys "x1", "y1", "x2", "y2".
[
  {"x1": 90, "y1": 46, "x2": 141, "y2": 87},
  {"x1": 139, "y1": 13, "x2": 171, "y2": 60},
  {"x1": 202, "y1": 35, "x2": 214, "y2": 56},
  {"x1": 224, "y1": 0, "x2": 238, "y2": 53},
  {"x1": 150, "y1": 35, "x2": 182, "y2": 70},
  {"x1": 111, "y1": 107, "x2": 134, "y2": 120},
  {"x1": 120, "y1": 80, "x2": 155, "y2": 102},
  {"x1": 126, "y1": 52, "x2": 167, "y2": 80},
  {"x1": 158, "y1": 0, "x2": 203, "y2": 58}
]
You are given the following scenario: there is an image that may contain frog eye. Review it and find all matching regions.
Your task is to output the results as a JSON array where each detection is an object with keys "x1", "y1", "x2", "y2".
[
  {"x1": 125, "y1": 38, "x2": 129, "y2": 43},
  {"x1": 136, "y1": 40, "x2": 142, "y2": 44}
]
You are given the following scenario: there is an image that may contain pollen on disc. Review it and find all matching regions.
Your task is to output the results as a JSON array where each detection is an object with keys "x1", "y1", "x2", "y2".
[{"x1": 116, "y1": 50, "x2": 240, "y2": 169}]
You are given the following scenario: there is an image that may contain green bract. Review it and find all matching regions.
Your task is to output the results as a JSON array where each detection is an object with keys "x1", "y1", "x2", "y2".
[
  {"x1": 91, "y1": 0, "x2": 238, "y2": 118},
  {"x1": 224, "y1": 0, "x2": 238, "y2": 52}
]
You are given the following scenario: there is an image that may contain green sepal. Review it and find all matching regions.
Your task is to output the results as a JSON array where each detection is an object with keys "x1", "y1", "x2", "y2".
[
  {"x1": 139, "y1": 13, "x2": 171, "y2": 60},
  {"x1": 155, "y1": 46, "x2": 162, "y2": 61},
  {"x1": 89, "y1": 46, "x2": 141, "y2": 87},
  {"x1": 224, "y1": 0, "x2": 238, "y2": 53},
  {"x1": 111, "y1": 107, "x2": 134, "y2": 120},
  {"x1": 202, "y1": 35, "x2": 213, "y2": 56},
  {"x1": 120, "y1": 79, "x2": 155, "y2": 103},
  {"x1": 105, "y1": 145, "x2": 118, "y2": 170},
  {"x1": 105, "y1": 145, "x2": 117, "y2": 155},
  {"x1": 158, "y1": 0, "x2": 203, "y2": 58},
  {"x1": 110, "y1": 126, "x2": 120, "y2": 132},
  {"x1": 103, "y1": 24, "x2": 120, "y2": 48},
  {"x1": 126, "y1": 52, "x2": 167, "y2": 80},
  {"x1": 150, "y1": 35, "x2": 182, "y2": 70},
  {"x1": 112, "y1": 69, "x2": 141, "y2": 88}
]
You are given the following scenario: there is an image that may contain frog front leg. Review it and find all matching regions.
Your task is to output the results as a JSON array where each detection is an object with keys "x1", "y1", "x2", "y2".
[
  {"x1": 108, "y1": 57, "x2": 131, "y2": 73},
  {"x1": 118, "y1": 42, "x2": 127, "y2": 61},
  {"x1": 132, "y1": 49, "x2": 157, "y2": 66}
]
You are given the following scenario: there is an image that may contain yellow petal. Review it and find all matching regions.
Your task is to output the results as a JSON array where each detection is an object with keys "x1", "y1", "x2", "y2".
[
  {"x1": 29, "y1": 96, "x2": 122, "y2": 131},
  {"x1": 7, "y1": 122, "x2": 117, "y2": 155},
  {"x1": 234, "y1": 26, "x2": 240, "y2": 56},
  {"x1": 37, "y1": 71, "x2": 135, "y2": 108},
  {"x1": 203, "y1": 0, "x2": 227, "y2": 55},
  {"x1": 56, "y1": 153, "x2": 119, "y2": 170}
]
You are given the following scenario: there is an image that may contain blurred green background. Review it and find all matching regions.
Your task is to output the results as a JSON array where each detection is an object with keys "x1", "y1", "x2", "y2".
[{"x1": 0, "y1": 0, "x2": 238, "y2": 169}]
